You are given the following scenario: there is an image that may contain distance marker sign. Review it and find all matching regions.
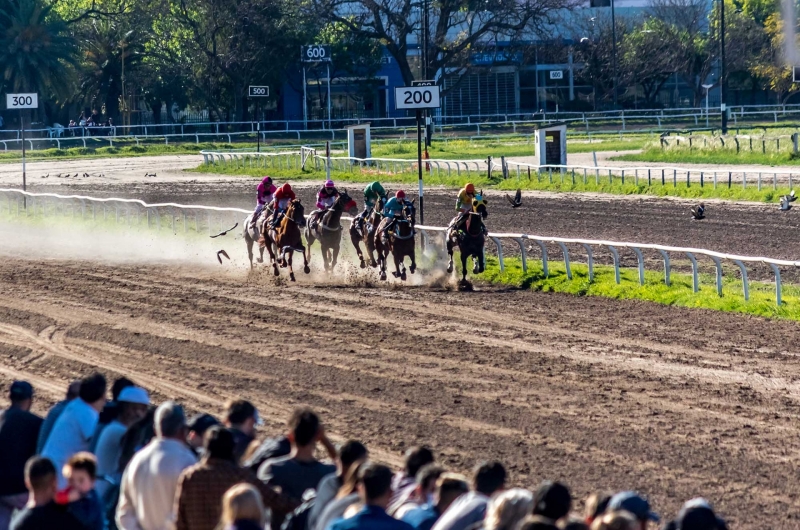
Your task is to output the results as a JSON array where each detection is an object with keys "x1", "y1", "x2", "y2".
[
  {"x1": 6, "y1": 93, "x2": 38, "y2": 109},
  {"x1": 394, "y1": 86, "x2": 440, "y2": 110},
  {"x1": 248, "y1": 86, "x2": 269, "y2": 97}
]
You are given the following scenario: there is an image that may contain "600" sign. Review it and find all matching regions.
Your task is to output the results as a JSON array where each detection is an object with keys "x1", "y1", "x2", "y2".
[
  {"x1": 6, "y1": 93, "x2": 38, "y2": 109},
  {"x1": 302, "y1": 45, "x2": 332, "y2": 62}
]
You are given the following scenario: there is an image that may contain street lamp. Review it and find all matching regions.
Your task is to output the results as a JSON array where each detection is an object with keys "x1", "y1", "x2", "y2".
[{"x1": 702, "y1": 83, "x2": 714, "y2": 128}]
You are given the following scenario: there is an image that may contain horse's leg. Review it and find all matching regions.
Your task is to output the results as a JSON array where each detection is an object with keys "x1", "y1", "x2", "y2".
[
  {"x1": 378, "y1": 245, "x2": 387, "y2": 281},
  {"x1": 366, "y1": 232, "x2": 378, "y2": 268},
  {"x1": 461, "y1": 251, "x2": 469, "y2": 283},
  {"x1": 395, "y1": 252, "x2": 406, "y2": 281},
  {"x1": 265, "y1": 235, "x2": 279, "y2": 276},
  {"x1": 330, "y1": 241, "x2": 340, "y2": 272},
  {"x1": 409, "y1": 247, "x2": 417, "y2": 274},
  {"x1": 350, "y1": 229, "x2": 366, "y2": 268},
  {"x1": 446, "y1": 239, "x2": 455, "y2": 273},
  {"x1": 288, "y1": 250, "x2": 295, "y2": 282},
  {"x1": 302, "y1": 245, "x2": 310, "y2": 274},
  {"x1": 245, "y1": 232, "x2": 254, "y2": 269}
]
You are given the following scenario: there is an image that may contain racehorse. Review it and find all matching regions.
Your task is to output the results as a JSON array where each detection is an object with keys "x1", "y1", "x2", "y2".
[
  {"x1": 244, "y1": 206, "x2": 274, "y2": 269},
  {"x1": 447, "y1": 194, "x2": 488, "y2": 286},
  {"x1": 262, "y1": 199, "x2": 309, "y2": 281},
  {"x1": 375, "y1": 201, "x2": 417, "y2": 281},
  {"x1": 349, "y1": 196, "x2": 386, "y2": 269},
  {"x1": 305, "y1": 190, "x2": 358, "y2": 273}
]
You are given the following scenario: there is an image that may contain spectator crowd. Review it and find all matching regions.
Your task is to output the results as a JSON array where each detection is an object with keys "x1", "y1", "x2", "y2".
[{"x1": 0, "y1": 373, "x2": 729, "y2": 530}]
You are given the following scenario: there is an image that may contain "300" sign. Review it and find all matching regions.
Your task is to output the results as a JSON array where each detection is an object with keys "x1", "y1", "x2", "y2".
[
  {"x1": 301, "y1": 45, "x2": 332, "y2": 62},
  {"x1": 6, "y1": 93, "x2": 38, "y2": 109},
  {"x1": 394, "y1": 86, "x2": 440, "y2": 110}
]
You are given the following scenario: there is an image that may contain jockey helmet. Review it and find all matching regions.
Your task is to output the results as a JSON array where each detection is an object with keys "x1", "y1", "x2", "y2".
[
  {"x1": 262, "y1": 176, "x2": 272, "y2": 185},
  {"x1": 465, "y1": 183, "x2": 476, "y2": 194},
  {"x1": 282, "y1": 183, "x2": 292, "y2": 192},
  {"x1": 324, "y1": 179, "x2": 335, "y2": 188},
  {"x1": 396, "y1": 190, "x2": 406, "y2": 199}
]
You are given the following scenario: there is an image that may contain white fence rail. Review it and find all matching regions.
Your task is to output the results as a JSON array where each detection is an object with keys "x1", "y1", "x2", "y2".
[{"x1": 1, "y1": 188, "x2": 797, "y2": 304}]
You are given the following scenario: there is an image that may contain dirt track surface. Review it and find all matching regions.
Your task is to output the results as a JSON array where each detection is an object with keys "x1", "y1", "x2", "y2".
[{"x1": 1, "y1": 258, "x2": 800, "y2": 527}]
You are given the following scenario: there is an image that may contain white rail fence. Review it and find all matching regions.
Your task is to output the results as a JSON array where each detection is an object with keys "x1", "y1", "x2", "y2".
[{"x1": 2, "y1": 189, "x2": 797, "y2": 304}]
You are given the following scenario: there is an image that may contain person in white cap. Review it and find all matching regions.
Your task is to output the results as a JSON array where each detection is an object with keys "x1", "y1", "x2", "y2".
[{"x1": 94, "y1": 387, "x2": 150, "y2": 499}]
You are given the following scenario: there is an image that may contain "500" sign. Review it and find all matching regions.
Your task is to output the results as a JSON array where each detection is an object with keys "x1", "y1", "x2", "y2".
[
  {"x1": 6, "y1": 93, "x2": 38, "y2": 109},
  {"x1": 301, "y1": 45, "x2": 332, "y2": 62},
  {"x1": 394, "y1": 86, "x2": 440, "y2": 110},
  {"x1": 248, "y1": 86, "x2": 269, "y2": 97}
]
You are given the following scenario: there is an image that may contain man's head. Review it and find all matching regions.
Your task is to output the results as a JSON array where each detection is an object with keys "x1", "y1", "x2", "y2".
[
  {"x1": 63, "y1": 452, "x2": 97, "y2": 496},
  {"x1": 403, "y1": 446, "x2": 435, "y2": 480},
  {"x1": 590, "y1": 511, "x2": 639, "y2": 530},
  {"x1": 533, "y1": 481, "x2": 572, "y2": 522},
  {"x1": 472, "y1": 461, "x2": 506, "y2": 496},
  {"x1": 434, "y1": 473, "x2": 469, "y2": 512},
  {"x1": 357, "y1": 463, "x2": 394, "y2": 508},
  {"x1": 585, "y1": 493, "x2": 612, "y2": 525},
  {"x1": 669, "y1": 498, "x2": 727, "y2": 530},
  {"x1": 24, "y1": 457, "x2": 58, "y2": 505},
  {"x1": 287, "y1": 407, "x2": 321, "y2": 449},
  {"x1": 608, "y1": 492, "x2": 659, "y2": 530},
  {"x1": 338, "y1": 440, "x2": 368, "y2": 476},
  {"x1": 204, "y1": 426, "x2": 237, "y2": 462},
  {"x1": 111, "y1": 377, "x2": 135, "y2": 401},
  {"x1": 117, "y1": 387, "x2": 150, "y2": 426},
  {"x1": 416, "y1": 464, "x2": 445, "y2": 499},
  {"x1": 154, "y1": 401, "x2": 187, "y2": 440},
  {"x1": 9, "y1": 381, "x2": 34, "y2": 411},
  {"x1": 225, "y1": 400, "x2": 259, "y2": 437},
  {"x1": 78, "y1": 373, "x2": 107, "y2": 412},
  {"x1": 187, "y1": 413, "x2": 220, "y2": 449},
  {"x1": 66, "y1": 380, "x2": 81, "y2": 401}
]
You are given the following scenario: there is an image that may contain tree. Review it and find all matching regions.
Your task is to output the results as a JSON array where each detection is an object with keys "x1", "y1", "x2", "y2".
[
  {"x1": 0, "y1": 0, "x2": 78, "y2": 101},
  {"x1": 572, "y1": 13, "x2": 631, "y2": 108},
  {"x1": 312, "y1": 0, "x2": 575, "y2": 90},
  {"x1": 621, "y1": 18, "x2": 676, "y2": 106}
]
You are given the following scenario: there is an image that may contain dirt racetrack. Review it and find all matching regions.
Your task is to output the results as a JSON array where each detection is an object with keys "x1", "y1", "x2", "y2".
[{"x1": 1, "y1": 257, "x2": 800, "y2": 528}]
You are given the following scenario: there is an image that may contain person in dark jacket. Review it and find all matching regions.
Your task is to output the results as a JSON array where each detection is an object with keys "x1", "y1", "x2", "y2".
[
  {"x1": 10, "y1": 457, "x2": 84, "y2": 530},
  {"x1": 0, "y1": 381, "x2": 43, "y2": 530}
]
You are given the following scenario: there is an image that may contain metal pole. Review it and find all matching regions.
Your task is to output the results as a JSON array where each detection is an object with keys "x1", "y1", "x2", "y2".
[
  {"x1": 611, "y1": 0, "x2": 618, "y2": 108},
  {"x1": 21, "y1": 110, "x2": 26, "y2": 209},
  {"x1": 705, "y1": 88, "x2": 709, "y2": 128},
  {"x1": 720, "y1": 0, "x2": 728, "y2": 134},
  {"x1": 326, "y1": 140, "x2": 331, "y2": 181},
  {"x1": 256, "y1": 100, "x2": 261, "y2": 153},
  {"x1": 303, "y1": 66, "x2": 308, "y2": 130},
  {"x1": 327, "y1": 62, "x2": 332, "y2": 131},
  {"x1": 417, "y1": 109, "x2": 424, "y2": 224}
]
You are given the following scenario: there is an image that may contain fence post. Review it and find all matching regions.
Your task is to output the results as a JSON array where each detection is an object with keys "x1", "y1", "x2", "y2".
[
  {"x1": 532, "y1": 240, "x2": 548, "y2": 277},
  {"x1": 581, "y1": 244, "x2": 594, "y2": 282},
  {"x1": 490, "y1": 237, "x2": 505, "y2": 272},
  {"x1": 657, "y1": 250, "x2": 671, "y2": 286},
  {"x1": 774, "y1": 173, "x2": 778, "y2": 190},
  {"x1": 631, "y1": 247, "x2": 645, "y2": 285},
  {"x1": 607, "y1": 245, "x2": 621, "y2": 284},
  {"x1": 710, "y1": 256, "x2": 723, "y2": 296},
  {"x1": 686, "y1": 252, "x2": 699, "y2": 292},
  {"x1": 732, "y1": 260, "x2": 750, "y2": 301},
  {"x1": 556, "y1": 242, "x2": 572, "y2": 280},
  {"x1": 514, "y1": 237, "x2": 527, "y2": 273},
  {"x1": 758, "y1": 172, "x2": 762, "y2": 190},
  {"x1": 769, "y1": 263, "x2": 783, "y2": 305}
]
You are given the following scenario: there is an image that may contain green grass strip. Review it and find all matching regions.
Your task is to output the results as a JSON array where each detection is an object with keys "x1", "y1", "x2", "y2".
[
  {"x1": 191, "y1": 162, "x2": 791, "y2": 203},
  {"x1": 478, "y1": 256, "x2": 799, "y2": 321},
  {"x1": 615, "y1": 145, "x2": 800, "y2": 166}
]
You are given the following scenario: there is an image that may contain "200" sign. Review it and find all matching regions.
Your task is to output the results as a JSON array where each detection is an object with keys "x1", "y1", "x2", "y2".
[
  {"x1": 394, "y1": 86, "x2": 440, "y2": 110},
  {"x1": 301, "y1": 45, "x2": 332, "y2": 62},
  {"x1": 6, "y1": 93, "x2": 38, "y2": 109}
]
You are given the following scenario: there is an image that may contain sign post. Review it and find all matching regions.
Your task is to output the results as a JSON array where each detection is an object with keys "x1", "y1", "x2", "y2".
[
  {"x1": 411, "y1": 80, "x2": 437, "y2": 147},
  {"x1": 6, "y1": 93, "x2": 38, "y2": 208},
  {"x1": 394, "y1": 86, "x2": 441, "y2": 224},
  {"x1": 248, "y1": 86, "x2": 269, "y2": 152},
  {"x1": 301, "y1": 45, "x2": 333, "y2": 130}
]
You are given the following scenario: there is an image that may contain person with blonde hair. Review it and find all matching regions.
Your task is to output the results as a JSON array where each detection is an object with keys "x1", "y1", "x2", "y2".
[
  {"x1": 482, "y1": 488, "x2": 534, "y2": 530},
  {"x1": 218, "y1": 483, "x2": 265, "y2": 530},
  {"x1": 589, "y1": 511, "x2": 639, "y2": 530}
]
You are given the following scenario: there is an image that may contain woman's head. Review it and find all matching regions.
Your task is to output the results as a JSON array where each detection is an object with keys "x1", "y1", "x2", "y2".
[
  {"x1": 337, "y1": 460, "x2": 366, "y2": 499},
  {"x1": 484, "y1": 488, "x2": 535, "y2": 530},
  {"x1": 221, "y1": 483, "x2": 265, "y2": 526}
]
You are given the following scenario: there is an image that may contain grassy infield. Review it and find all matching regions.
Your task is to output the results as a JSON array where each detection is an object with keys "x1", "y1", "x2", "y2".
[{"x1": 7, "y1": 132, "x2": 800, "y2": 321}]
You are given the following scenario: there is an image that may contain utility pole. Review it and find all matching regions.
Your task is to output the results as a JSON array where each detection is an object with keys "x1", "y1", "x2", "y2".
[
  {"x1": 719, "y1": 0, "x2": 728, "y2": 134},
  {"x1": 610, "y1": 0, "x2": 618, "y2": 108}
]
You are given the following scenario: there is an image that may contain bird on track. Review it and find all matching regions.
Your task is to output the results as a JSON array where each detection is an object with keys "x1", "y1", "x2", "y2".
[
  {"x1": 41, "y1": 174, "x2": 49, "y2": 179},
  {"x1": 691, "y1": 203, "x2": 705, "y2": 220},
  {"x1": 210, "y1": 223, "x2": 239, "y2": 238},
  {"x1": 83, "y1": 173, "x2": 89, "y2": 178},
  {"x1": 780, "y1": 190, "x2": 797, "y2": 211},
  {"x1": 505, "y1": 188, "x2": 522, "y2": 208},
  {"x1": 216, "y1": 250, "x2": 230, "y2": 264},
  {"x1": 145, "y1": 172, "x2": 157, "y2": 178}
]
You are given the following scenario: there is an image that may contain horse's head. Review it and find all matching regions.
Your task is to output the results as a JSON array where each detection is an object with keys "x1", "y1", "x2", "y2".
[
  {"x1": 338, "y1": 189, "x2": 358, "y2": 216},
  {"x1": 288, "y1": 199, "x2": 306, "y2": 227},
  {"x1": 472, "y1": 195, "x2": 489, "y2": 220},
  {"x1": 403, "y1": 199, "x2": 417, "y2": 224}
]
